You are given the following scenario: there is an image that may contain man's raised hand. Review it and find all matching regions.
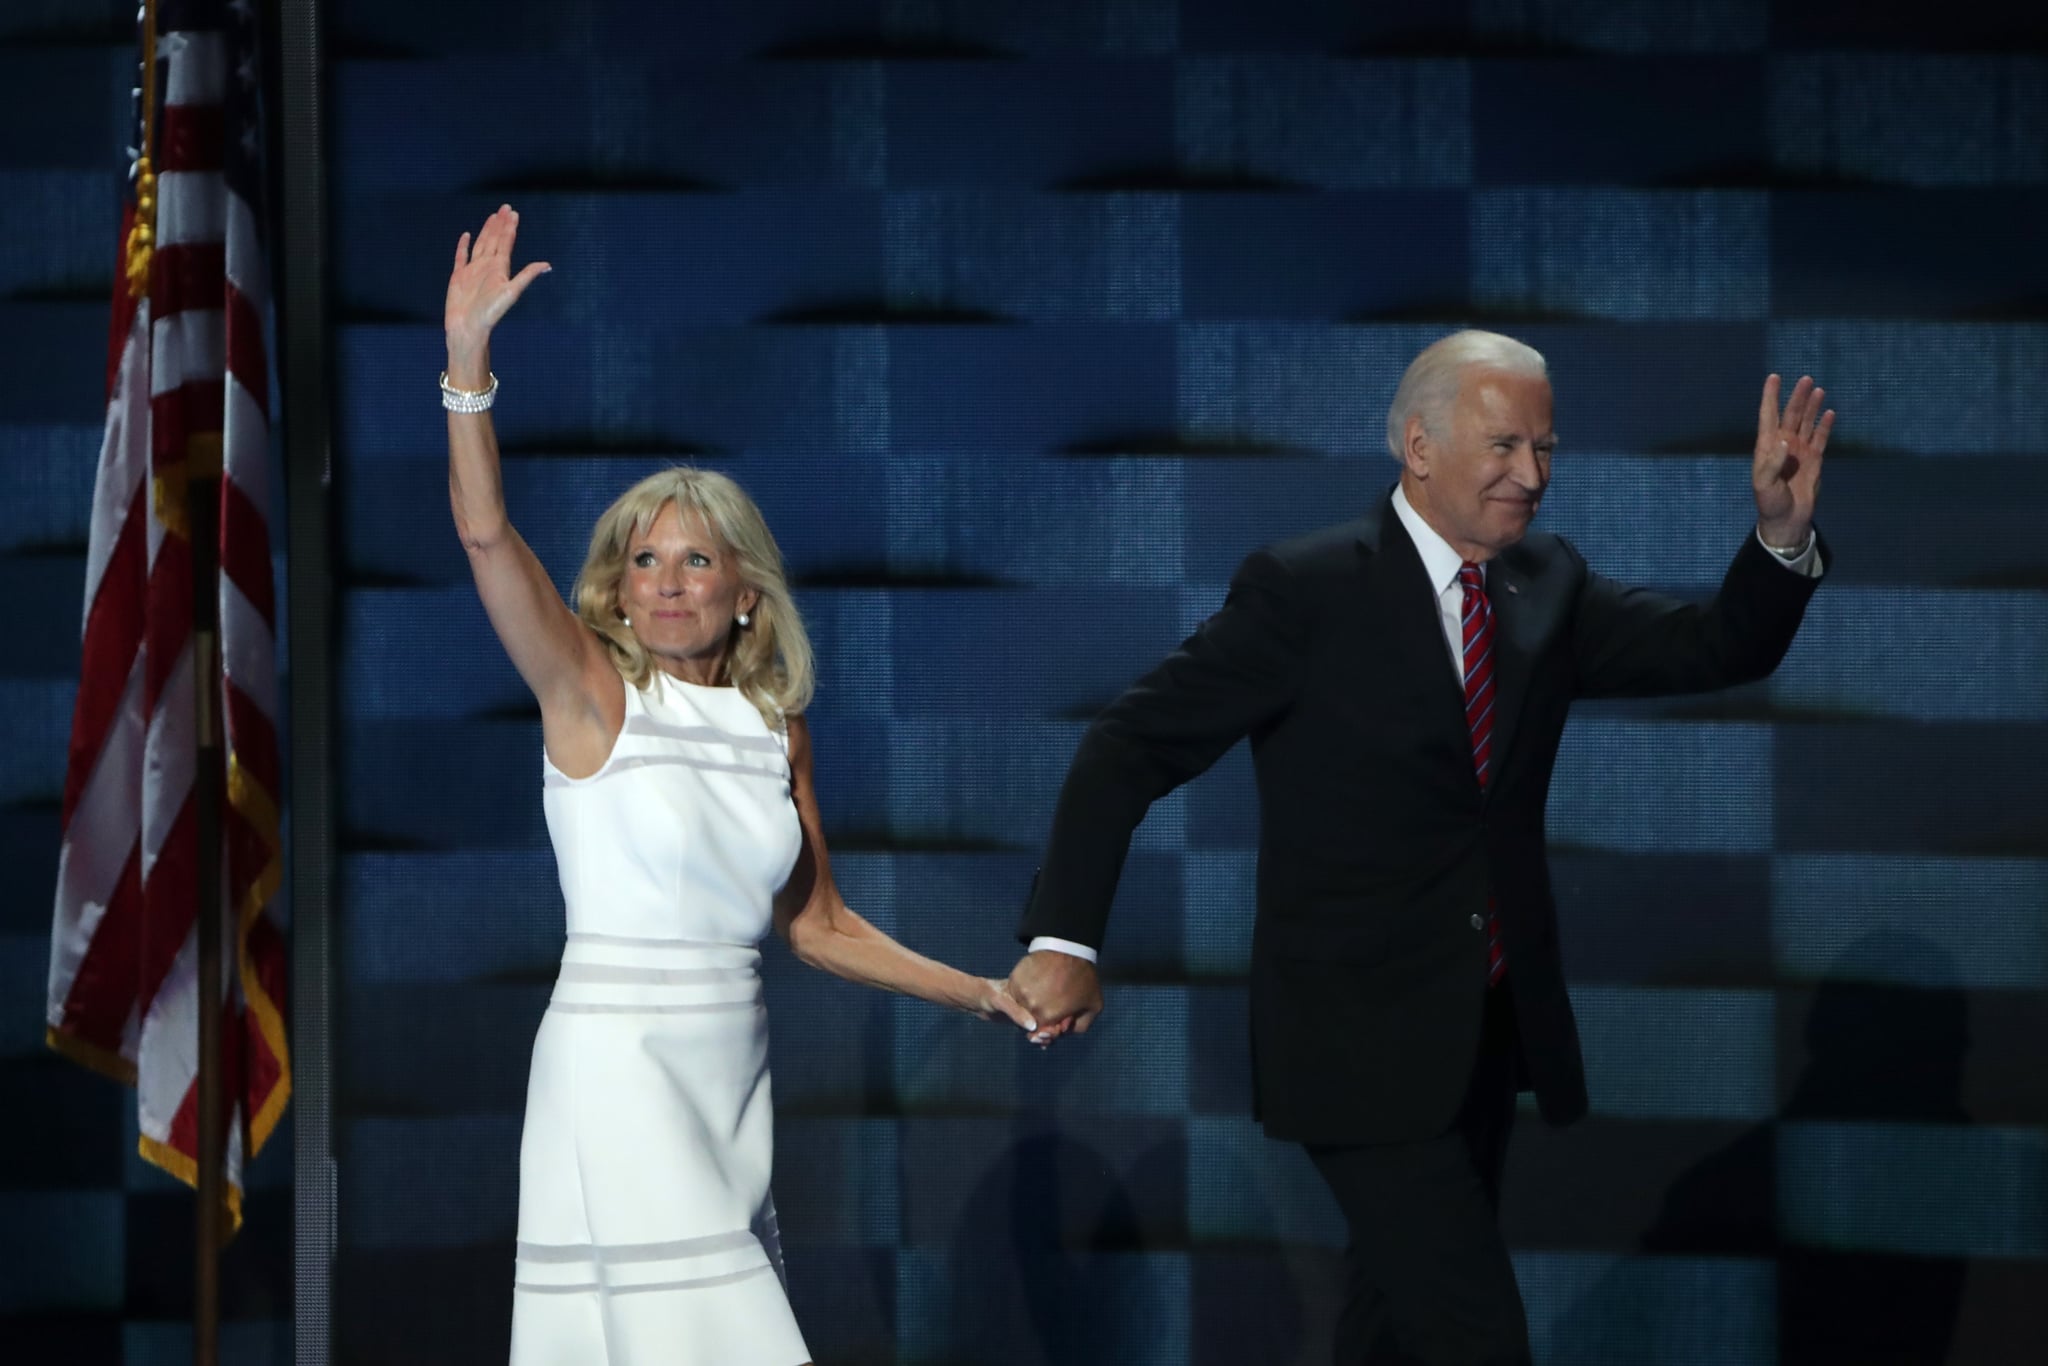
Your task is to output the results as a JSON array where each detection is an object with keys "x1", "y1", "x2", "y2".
[{"x1": 1753, "y1": 373, "x2": 1833, "y2": 549}]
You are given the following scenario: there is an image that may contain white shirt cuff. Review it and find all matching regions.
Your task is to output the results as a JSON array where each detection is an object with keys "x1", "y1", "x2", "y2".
[
  {"x1": 1757, "y1": 527, "x2": 1823, "y2": 579},
  {"x1": 1026, "y1": 936, "x2": 1099, "y2": 965}
]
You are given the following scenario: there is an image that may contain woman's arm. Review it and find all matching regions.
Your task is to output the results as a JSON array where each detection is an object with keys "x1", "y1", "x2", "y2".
[
  {"x1": 772, "y1": 716, "x2": 1036, "y2": 1032},
  {"x1": 444, "y1": 207, "x2": 616, "y2": 762}
]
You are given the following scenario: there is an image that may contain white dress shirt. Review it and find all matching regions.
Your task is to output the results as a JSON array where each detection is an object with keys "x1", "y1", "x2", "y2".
[{"x1": 1029, "y1": 487, "x2": 1822, "y2": 966}]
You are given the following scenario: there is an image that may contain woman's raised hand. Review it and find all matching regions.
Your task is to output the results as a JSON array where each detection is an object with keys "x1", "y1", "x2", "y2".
[{"x1": 445, "y1": 204, "x2": 551, "y2": 375}]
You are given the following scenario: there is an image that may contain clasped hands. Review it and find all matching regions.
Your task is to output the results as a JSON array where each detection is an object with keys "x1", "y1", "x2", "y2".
[
  {"x1": 990, "y1": 950, "x2": 1102, "y2": 1048},
  {"x1": 969, "y1": 952, "x2": 1099, "y2": 1046}
]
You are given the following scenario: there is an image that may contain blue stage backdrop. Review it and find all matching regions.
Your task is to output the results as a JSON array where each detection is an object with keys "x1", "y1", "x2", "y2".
[{"x1": 5, "y1": 1, "x2": 2048, "y2": 1363}]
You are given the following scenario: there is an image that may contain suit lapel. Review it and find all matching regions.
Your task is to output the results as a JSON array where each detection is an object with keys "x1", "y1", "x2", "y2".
[
  {"x1": 1481, "y1": 543, "x2": 1548, "y2": 797},
  {"x1": 1363, "y1": 494, "x2": 1473, "y2": 748}
]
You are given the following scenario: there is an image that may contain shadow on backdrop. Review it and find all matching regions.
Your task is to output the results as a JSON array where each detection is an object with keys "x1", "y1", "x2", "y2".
[
  {"x1": 1548, "y1": 931, "x2": 1970, "y2": 1365},
  {"x1": 937, "y1": 1125, "x2": 1179, "y2": 1365}
]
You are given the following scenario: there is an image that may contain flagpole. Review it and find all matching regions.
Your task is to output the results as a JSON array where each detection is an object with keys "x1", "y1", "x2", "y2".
[{"x1": 132, "y1": 0, "x2": 227, "y2": 1355}]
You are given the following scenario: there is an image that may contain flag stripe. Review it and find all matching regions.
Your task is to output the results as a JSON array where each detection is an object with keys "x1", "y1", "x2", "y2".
[
  {"x1": 64, "y1": 494, "x2": 148, "y2": 824},
  {"x1": 136, "y1": 795, "x2": 199, "y2": 1016},
  {"x1": 54, "y1": 844, "x2": 144, "y2": 1054},
  {"x1": 223, "y1": 195, "x2": 267, "y2": 309},
  {"x1": 83, "y1": 312, "x2": 152, "y2": 617},
  {"x1": 152, "y1": 310, "x2": 227, "y2": 392},
  {"x1": 224, "y1": 685, "x2": 280, "y2": 812},
  {"x1": 153, "y1": 243, "x2": 225, "y2": 319},
  {"x1": 103, "y1": 215, "x2": 144, "y2": 396},
  {"x1": 158, "y1": 103, "x2": 225, "y2": 175},
  {"x1": 141, "y1": 541, "x2": 194, "y2": 716},
  {"x1": 52, "y1": 653, "x2": 146, "y2": 930},
  {"x1": 136, "y1": 925, "x2": 201, "y2": 1132},
  {"x1": 156, "y1": 170, "x2": 228, "y2": 249},
  {"x1": 224, "y1": 288, "x2": 269, "y2": 421},
  {"x1": 163, "y1": 32, "x2": 229, "y2": 104},
  {"x1": 151, "y1": 382, "x2": 228, "y2": 457},
  {"x1": 222, "y1": 575, "x2": 278, "y2": 716}
]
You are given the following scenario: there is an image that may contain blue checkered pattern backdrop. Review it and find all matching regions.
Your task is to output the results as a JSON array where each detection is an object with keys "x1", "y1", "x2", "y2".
[{"x1": 5, "y1": 1, "x2": 2048, "y2": 1363}]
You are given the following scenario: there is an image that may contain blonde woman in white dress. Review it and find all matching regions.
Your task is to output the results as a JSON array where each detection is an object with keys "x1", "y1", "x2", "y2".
[{"x1": 443, "y1": 205, "x2": 1041, "y2": 1365}]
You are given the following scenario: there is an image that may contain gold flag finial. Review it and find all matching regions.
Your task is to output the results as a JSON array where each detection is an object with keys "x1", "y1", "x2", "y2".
[{"x1": 125, "y1": 1, "x2": 158, "y2": 300}]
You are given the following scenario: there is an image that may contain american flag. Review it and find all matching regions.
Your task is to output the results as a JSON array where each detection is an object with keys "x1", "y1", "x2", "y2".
[{"x1": 45, "y1": 0, "x2": 289, "y2": 1225}]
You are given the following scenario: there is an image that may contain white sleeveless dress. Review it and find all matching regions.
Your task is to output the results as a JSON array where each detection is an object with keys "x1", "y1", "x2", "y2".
[{"x1": 509, "y1": 671, "x2": 810, "y2": 1365}]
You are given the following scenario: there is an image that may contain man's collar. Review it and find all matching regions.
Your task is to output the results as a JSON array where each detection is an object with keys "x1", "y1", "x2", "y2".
[{"x1": 1391, "y1": 482, "x2": 1471, "y2": 594}]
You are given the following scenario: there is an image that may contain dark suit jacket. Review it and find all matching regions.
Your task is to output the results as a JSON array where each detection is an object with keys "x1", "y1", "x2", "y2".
[{"x1": 1021, "y1": 489, "x2": 1826, "y2": 1145}]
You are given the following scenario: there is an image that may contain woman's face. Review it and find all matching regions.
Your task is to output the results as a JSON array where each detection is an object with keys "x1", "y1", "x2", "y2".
[{"x1": 616, "y1": 501, "x2": 758, "y2": 683}]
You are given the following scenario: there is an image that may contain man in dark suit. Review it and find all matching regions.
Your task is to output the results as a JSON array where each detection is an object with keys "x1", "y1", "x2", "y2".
[{"x1": 1005, "y1": 330, "x2": 1833, "y2": 1365}]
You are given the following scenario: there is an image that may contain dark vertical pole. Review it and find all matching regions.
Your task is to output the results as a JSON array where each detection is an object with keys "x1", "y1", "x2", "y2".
[{"x1": 273, "y1": 0, "x2": 336, "y2": 1362}]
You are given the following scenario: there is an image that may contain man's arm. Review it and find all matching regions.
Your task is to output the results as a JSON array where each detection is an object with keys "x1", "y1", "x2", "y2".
[
  {"x1": 1574, "y1": 372, "x2": 1833, "y2": 699},
  {"x1": 1007, "y1": 547, "x2": 1312, "y2": 1039},
  {"x1": 1021, "y1": 547, "x2": 1312, "y2": 951},
  {"x1": 1570, "y1": 528, "x2": 1826, "y2": 699}
]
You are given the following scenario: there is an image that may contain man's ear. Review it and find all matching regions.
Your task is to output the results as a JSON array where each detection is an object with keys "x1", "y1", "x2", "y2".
[{"x1": 1402, "y1": 414, "x2": 1432, "y2": 477}]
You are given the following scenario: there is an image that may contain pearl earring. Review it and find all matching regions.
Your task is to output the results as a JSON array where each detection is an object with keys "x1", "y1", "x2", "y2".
[{"x1": 736, "y1": 611, "x2": 751, "y2": 628}]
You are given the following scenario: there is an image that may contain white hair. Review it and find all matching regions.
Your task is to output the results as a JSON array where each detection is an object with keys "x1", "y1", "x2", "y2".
[{"x1": 1385, "y1": 330, "x2": 1549, "y2": 458}]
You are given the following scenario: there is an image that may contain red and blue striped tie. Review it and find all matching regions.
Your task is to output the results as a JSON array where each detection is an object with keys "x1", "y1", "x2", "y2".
[{"x1": 1459, "y1": 563, "x2": 1507, "y2": 986}]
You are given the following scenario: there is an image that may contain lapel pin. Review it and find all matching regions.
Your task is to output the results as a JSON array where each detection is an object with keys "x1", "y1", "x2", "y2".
[{"x1": 1505, "y1": 581, "x2": 1518, "y2": 594}]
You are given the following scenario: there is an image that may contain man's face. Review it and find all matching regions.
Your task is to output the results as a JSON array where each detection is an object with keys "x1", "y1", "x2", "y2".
[{"x1": 1407, "y1": 369, "x2": 1554, "y2": 560}]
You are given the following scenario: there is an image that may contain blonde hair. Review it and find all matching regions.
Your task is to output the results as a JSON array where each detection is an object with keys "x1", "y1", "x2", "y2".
[
  {"x1": 572, "y1": 468, "x2": 815, "y2": 725},
  {"x1": 1386, "y1": 330, "x2": 1548, "y2": 458}
]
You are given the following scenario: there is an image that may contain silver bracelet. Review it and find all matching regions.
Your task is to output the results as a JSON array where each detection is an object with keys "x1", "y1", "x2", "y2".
[{"x1": 440, "y1": 370, "x2": 498, "y2": 413}]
